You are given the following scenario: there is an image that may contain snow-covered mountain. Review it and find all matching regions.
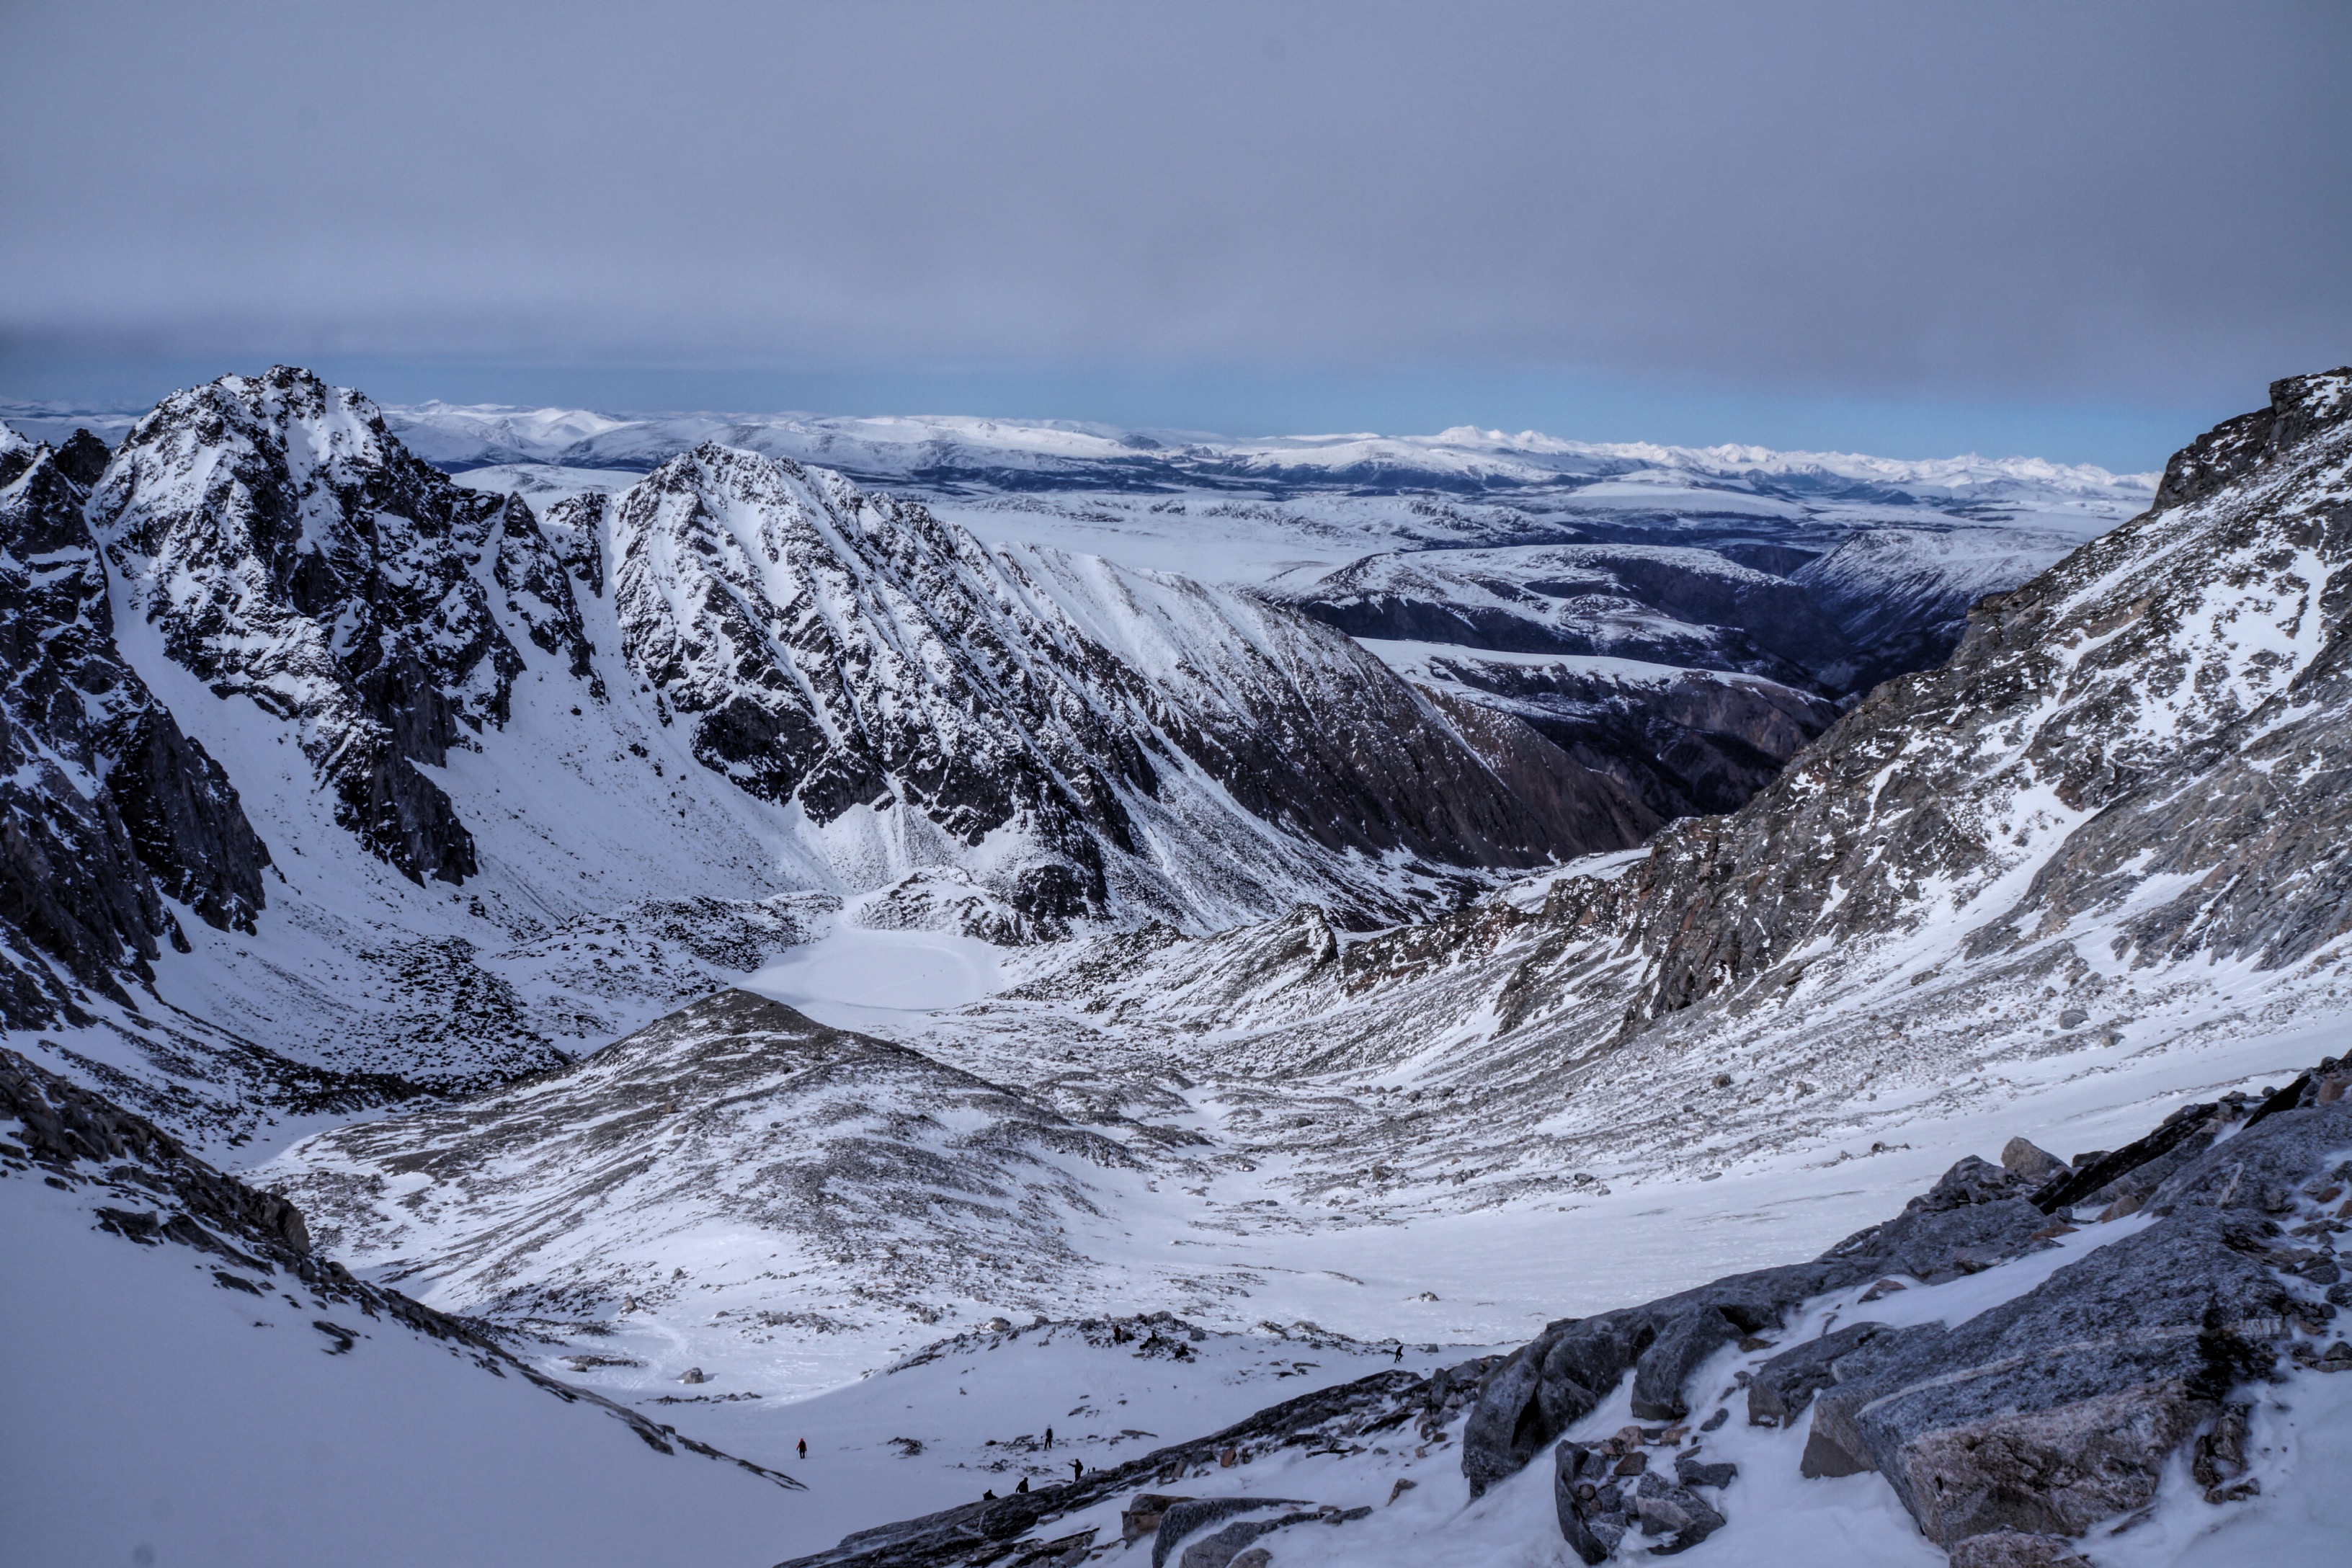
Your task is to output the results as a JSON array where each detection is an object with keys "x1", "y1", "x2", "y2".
[
  {"x1": 900, "y1": 368, "x2": 2352, "y2": 1213},
  {"x1": 9, "y1": 367, "x2": 2346, "y2": 1568},
  {"x1": 212, "y1": 370, "x2": 2352, "y2": 1563},
  {"x1": 388, "y1": 401, "x2": 2147, "y2": 838},
  {"x1": 364, "y1": 402, "x2": 2150, "y2": 522},
  {"x1": 8, "y1": 387, "x2": 2157, "y2": 881},
  {"x1": 2, "y1": 367, "x2": 1675, "y2": 1159}
]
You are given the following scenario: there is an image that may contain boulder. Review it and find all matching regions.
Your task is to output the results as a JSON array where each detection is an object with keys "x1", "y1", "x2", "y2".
[
  {"x1": 1538, "y1": 1314, "x2": 1641, "y2": 1435},
  {"x1": 1796, "y1": 1105, "x2": 2351, "y2": 1544},
  {"x1": 1852, "y1": 1159, "x2": 2052, "y2": 1283},
  {"x1": 1631, "y1": 1477, "x2": 1726, "y2": 1552},
  {"x1": 2000, "y1": 1138, "x2": 2070, "y2": 1185},
  {"x1": 1631, "y1": 1306, "x2": 1740, "y2": 1420},
  {"x1": 1673, "y1": 1451, "x2": 1738, "y2": 1490},
  {"x1": 1462, "y1": 1327, "x2": 1571, "y2": 1497},
  {"x1": 1746, "y1": 1320, "x2": 1916, "y2": 1427}
]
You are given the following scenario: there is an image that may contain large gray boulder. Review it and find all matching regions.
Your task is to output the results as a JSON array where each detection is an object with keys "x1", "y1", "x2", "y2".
[
  {"x1": 1463, "y1": 1152, "x2": 2054, "y2": 1493},
  {"x1": 1630, "y1": 1306, "x2": 1742, "y2": 1420},
  {"x1": 1801, "y1": 1102, "x2": 2350, "y2": 1546},
  {"x1": 1745, "y1": 1320, "x2": 1923, "y2": 1427},
  {"x1": 1461, "y1": 1326, "x2": 1575, "y2": 1497}
]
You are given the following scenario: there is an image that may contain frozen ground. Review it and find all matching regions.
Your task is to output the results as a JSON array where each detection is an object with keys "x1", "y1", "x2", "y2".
[{"x1": 742, "y1": 919, "x2": 1007, "y2": 1030}]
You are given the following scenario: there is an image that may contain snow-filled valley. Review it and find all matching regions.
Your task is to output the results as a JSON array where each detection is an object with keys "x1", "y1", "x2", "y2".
[{"x1": 5, "y1": 368, "x2": 2351, "y2": 1568}]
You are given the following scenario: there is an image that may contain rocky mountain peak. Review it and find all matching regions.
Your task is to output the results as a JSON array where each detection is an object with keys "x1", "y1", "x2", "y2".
[
  {"x1": 1585, "y1": 368, "x2": 2352, "y2": 1025},
  {"x1": 601, "y1": 437, "x2": 1641, "y2": 930},
  {"x1": 89, "y1": 367, "x2": 598, "y2": 886},
  {"x1": 2152, "y1": 365, "x2": 2352, "y2": 512},
  {"x1": 0, "y1": 427, "x2": 269, "y2": 1028}
]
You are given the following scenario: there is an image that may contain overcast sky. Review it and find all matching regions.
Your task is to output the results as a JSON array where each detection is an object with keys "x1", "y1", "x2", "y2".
[{"x1": 4, "y1": 1, "x2": 2347, "y2": 465}]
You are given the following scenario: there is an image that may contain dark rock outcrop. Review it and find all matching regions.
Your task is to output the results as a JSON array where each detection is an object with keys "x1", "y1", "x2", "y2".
[
  {"x1": 1402, "y1": 651, "x2": 1840, "y2": 820},
  {"x1": 2152, "y1": 368, "x2": 2352, "y2": 510},
  {"x1": 1461, "y1": 1148, "x2": 2052, "y2": 1496},
  {"x1": 1453, "y1": 1068, "x2": 2352, "y2": 1560},
  {"x1": 1276, "y1": 543, "x2": 1858, "y2": 688},
  {"x1": 1745, "y1": 1320, "x2": 1917, "y2": 1427},
  {"x1": 0, "y1": 427, "x2": 270, "y2": 1028},
  {"x1": 87, "y1": 368, "x2": 597, "y2": 885},
  {"x1": 1799, "y1": 1097, "x2": 2348, "y2": 1546}
]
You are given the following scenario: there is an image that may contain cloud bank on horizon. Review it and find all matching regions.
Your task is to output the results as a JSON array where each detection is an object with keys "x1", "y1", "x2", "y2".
[{"x1": 1, "y1": 1, "x2": 2346, "y2": 458}]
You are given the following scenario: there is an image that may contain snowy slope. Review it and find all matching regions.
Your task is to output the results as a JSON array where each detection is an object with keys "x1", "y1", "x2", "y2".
[{"x1": 0, "y1": 1047, "x2": 808, "y2": 1568}]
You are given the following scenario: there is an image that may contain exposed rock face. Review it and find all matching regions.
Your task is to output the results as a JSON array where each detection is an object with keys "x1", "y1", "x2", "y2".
[
  {"x1": 1373, "y1": 368, "x2": 2352, "y2": 1048},
  {"x1": 1380, "y1": 643, "x2": 1840, "y2": 819},
  {"x1": 1275, "y1": 525, "x2": 2088, "y2": 826},
  {"x1": 1415, "y1": 688, "x2": 1661, "y2": 850},
  {"x1": 0, "y1": 425, "x2": 269, "y2": 1028},
  {"x1": 1790, "y1": 525, "x2": 2077, "y2": 692},
  {"x1": 1804, "y1": 1090, "x2": 2346, "y2": 1546},
  {"x1": 1281, "y1": 544, "x2": 1866, "y2": 824},
  {"x1": 87, "y1": 366, "x2": 594, "y2": 886},
  {"x1": 2154, "y1": 370, "x2": 2352, "y2": 509},
  {"x1": 596, "y1": 442, "x2": 1626, "y2": 926},
  {"x1": 1448, "y1": 1069, "x2": 2349, "y2": 1559}
]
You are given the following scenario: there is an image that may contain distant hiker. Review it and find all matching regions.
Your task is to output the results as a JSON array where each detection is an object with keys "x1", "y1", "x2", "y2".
[
  {"x1": 1071, "y1": 1458, "x2": 1084, "y2": 1482},
  {"x1": 1043, "y1": 1425, "x2": 1054, "y2": 1450},
  {"x1": 982, "y1": 1489, "x2": 996, "y2": 1500},
  {"x1": 797, "y1": 1438, "x2": 807, "y2": 1459},
  {"x1": 1392, "y1": 1343, "x2": 1404, "y2": 1363},
  {"x1": 1015, "y1": 1477, "x2": 1030, "y2": 1494}
]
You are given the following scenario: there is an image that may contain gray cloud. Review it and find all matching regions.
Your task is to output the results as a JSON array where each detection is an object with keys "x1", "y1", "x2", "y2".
[{"x1": 3, "y1": 0, "x2": 2347, "y2": 409}]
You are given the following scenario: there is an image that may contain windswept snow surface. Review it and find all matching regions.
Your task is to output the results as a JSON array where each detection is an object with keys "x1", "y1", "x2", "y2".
[
  {"x1": 0, "y1": 1170, "x2": 804, "y2": 1568},
  {"x1": 743, "y1": 918, "x2": 1005, "y2": 1029}
]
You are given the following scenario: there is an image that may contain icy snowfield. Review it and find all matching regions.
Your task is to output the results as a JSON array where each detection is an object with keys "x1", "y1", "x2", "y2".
[
  {"x1": 0, "y1": 1168, "x2": 805, "y2": 1568},
  {"x1": 745, "y1": 919, "x2": 1006, "y2": 1024}
]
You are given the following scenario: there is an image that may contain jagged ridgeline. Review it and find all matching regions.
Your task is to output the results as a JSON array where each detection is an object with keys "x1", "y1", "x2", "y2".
[{"x1": 0, "y1": 366, "x2": 1691, "y2": 1035}]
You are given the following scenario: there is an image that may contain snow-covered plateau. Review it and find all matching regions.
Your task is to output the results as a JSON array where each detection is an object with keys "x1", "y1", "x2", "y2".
[{"x1": 4, "y1": 369, "x2": 2350, "y2": 1568}]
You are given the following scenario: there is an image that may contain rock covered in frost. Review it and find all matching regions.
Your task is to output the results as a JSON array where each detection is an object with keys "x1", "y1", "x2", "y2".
[{"x1": 87, "y1": 367, "x2": 592, "y2": 885}]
